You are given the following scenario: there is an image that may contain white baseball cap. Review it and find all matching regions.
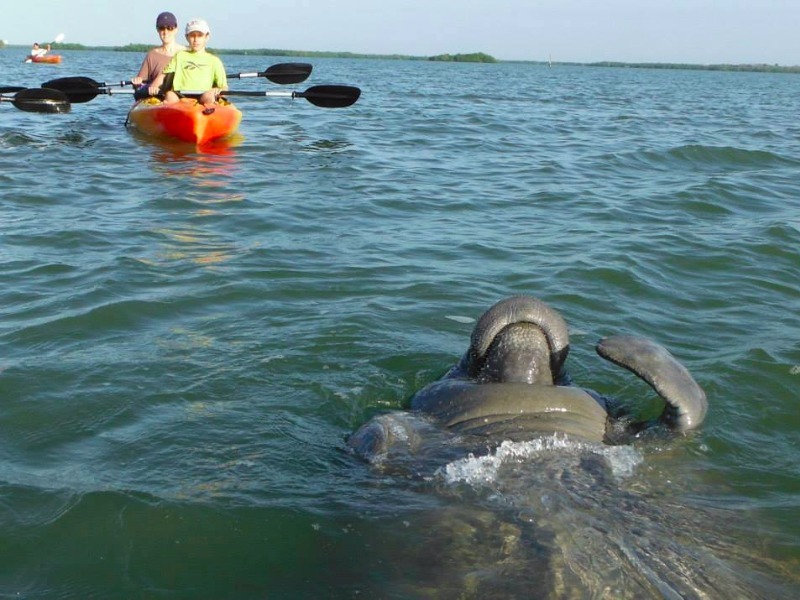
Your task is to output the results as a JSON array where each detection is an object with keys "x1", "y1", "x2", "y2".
[{"x1": 185, "y1": 19, "x2": 210, "y2": 35}]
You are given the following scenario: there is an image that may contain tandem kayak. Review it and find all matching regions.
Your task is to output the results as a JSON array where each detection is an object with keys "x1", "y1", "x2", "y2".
[
  {"x1": 126, "y1": 97, "x2": 242, "y2": 145},
  {"x1": 26, "y1": 55, "x2": 63, "y2": 64}
]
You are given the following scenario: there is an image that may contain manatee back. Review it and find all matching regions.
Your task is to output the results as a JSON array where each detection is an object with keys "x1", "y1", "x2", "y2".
[{"x1": 412, "y1": 380, "x2": 608, "y2": 443}]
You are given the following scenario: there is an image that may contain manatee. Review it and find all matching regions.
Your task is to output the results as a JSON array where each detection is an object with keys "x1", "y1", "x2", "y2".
[
  {"x1": 349, "y1": 295, "x2": 707, "y2": 461},
  {"x1": 344, "y1": 298, "x2": 799, "y2": 598}
]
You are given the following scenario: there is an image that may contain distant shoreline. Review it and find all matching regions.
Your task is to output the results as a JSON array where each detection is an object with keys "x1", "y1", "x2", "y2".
[
  {"x1": 3, "y1": 43, "x2": 799, "y2": 73},
  {"x1": 570, "y1": 60, "x2": 800, "y2": 74}
]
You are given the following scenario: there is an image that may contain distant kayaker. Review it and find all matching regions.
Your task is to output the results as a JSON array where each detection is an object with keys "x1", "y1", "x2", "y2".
[
  {"x1": 30, "y1": 42, "x2": 48, "y2": 58},
  {"x1": 147, "y1": 18, "x2": 227, "y2": 112},
  {"x1": 131, "y1": 12, "x2": 186, "y2": 87}
]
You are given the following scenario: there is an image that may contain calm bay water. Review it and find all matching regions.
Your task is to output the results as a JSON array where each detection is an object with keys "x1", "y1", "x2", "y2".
[{"x1": 1, "y1": 50, "x2": 799, "y2": 598}]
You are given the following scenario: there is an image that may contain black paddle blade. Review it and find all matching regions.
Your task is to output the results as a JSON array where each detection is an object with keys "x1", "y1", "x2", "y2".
[
  {"x1": 297, "y1": 85, "x2": 361, "y2": 108},
  {"x1": 41, "y1": 77, "x2": 103, "y2": 103},
  {"x1": 227, "y1": 62, "x2": 313, "y2": 84},
  {"x1": 43, "y1": 76, "x2": 100, "y2": 88},
  {"x1": 0, "y1": 86, "x2": 26, "y2": 94},
  {"x1": 11, "y1": 88, "x2": 71, "y2": 113},
  {"x1": 264, "y1": 62, "x2": 313, "y2": 85},
  {"x1": 43, "y1": 76, "x2": 132, "y2": 89}
]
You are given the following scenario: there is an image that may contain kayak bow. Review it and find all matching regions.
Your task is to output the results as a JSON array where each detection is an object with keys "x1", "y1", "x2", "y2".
[{"x1": 126, "y1": 97, "x2": 242, "y2": 144}]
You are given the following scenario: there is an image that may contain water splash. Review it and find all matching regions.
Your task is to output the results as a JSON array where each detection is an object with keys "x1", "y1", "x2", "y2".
[{"x1": 439, "y1": 435, "x2": 643, "y2": 486}]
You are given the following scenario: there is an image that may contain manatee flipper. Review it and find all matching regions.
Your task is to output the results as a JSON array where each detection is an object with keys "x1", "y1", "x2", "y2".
[
  {"x1": 347, "y1": 411, "x2": 457, "y2": 468},
  {"x1": 347, "y1": 412, "x2": 416, "y2": 464},
  {"x1": 596, "y1": 335, "x2": 707, "y2": 432}
]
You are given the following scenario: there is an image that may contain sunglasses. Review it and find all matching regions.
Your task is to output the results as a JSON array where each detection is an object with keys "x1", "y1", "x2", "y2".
[{"x1": 157, "y1": 26, "x2": 176, "y2": 31}]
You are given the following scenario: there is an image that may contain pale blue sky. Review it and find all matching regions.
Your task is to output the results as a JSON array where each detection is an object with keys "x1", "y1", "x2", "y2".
[{"x1": 4, "y1": 0, "x2": 799, "y2": 65}]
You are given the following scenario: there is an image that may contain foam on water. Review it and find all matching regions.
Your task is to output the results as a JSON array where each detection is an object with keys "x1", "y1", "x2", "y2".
[
  {"x1": 445, "y1": 315, "x2": 475, "y2": 324},
  {"x1": 440, "y1": 434, "x2": 643, "y2": 486}
]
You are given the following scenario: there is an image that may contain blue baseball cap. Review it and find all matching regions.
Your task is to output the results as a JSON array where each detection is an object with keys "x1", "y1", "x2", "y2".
[{"x1": 156, "y1": 12, "x2": 178, "y2": 28}]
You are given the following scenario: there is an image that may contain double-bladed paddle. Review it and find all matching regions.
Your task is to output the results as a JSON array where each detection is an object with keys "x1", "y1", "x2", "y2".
[
  {"x1": 0, "y1": 88, "x2": 71, "y2": 113},
  {"x1": 226, "y1": 62, "x2": 313, "y2": 84},
  {"x1": 42, "y1": 63, "x2": 314, "y2": 104},
  {"x1": 41, "y1": 76, "x2": 112, "y2": 103},
  {"x1": 215, "y1": 86, "x2": 361, "y2": 109},
  {"x1": 41, "y1": 79, "x2": 360, "y2": 109}
]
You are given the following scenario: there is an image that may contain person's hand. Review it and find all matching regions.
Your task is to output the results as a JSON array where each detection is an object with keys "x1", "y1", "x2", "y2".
[
  {"x1": 147, "y1": 84, "x2": 161, "y2": 97},
  {"x1": 131, "y1": 76, "x2": 143, "y2": 86}
]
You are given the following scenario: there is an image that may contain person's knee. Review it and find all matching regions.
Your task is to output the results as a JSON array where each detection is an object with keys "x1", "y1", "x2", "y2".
[{"x1": 199, "y1": 91, "x2": 216, "y2": 105}]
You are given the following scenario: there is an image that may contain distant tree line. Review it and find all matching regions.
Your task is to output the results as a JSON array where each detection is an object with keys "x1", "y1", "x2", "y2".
[
  {"x1": 2, "y1": 42, "x2": 497, "y2": 64},
  {"x1": 4, "y1": 42, "x2": 798, "y2": 72},
  {"x1": 216, "y1": 48, "x2": 423, "y2": 60},
  {"x1": 428, "y1": 52, "x2": 497, "y2": 63},
  {"x1": 586, "y1": 61, "x2": 800, "y2": 74},
  {"x1": 49, "y1": 43, "x2": 426, "y2": 61}
]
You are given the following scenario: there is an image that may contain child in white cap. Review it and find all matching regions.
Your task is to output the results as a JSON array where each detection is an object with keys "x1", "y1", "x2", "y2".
[{"x1": 148, "y1": 18, "x2": 228, "y2": 110}]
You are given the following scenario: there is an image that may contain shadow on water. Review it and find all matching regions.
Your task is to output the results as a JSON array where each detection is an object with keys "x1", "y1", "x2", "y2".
[
  {"x1": 125, "y1": 131, "x2": 248, "y2": 268},
  {"x1": 130, "y1": 129, "x2": 244, "y2": 163},
  {"x1": 132, "y1": 131, "x2": 245, "y2": 196}
]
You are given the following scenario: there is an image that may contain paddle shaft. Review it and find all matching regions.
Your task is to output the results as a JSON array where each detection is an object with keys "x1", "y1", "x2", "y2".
[
  {"x1": 188, "y1": 86, "x2": 360, "y2": 108},
  {"x1": 44, "y1": 62, "x2": 313, "y2": 93},
  {"x1": 227, "y1": 62, "x2": 312, "y2": 84},
  {"x1": 133, "y1": 63, "x2": 313, "y2": 86},
  {"x1": 45, "y1": 83, "x2": 360, "y2": 108},
  {"x1": 142, "y1": 86, "x2": 360, "y2": 108}
]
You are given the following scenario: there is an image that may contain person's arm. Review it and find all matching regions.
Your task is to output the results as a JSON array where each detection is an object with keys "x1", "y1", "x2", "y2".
[
  {"x1": 132, "y1": 52, "x2": 151, "y2": 86},
  {"x1": 148, "y1": 53, "x2": 179, "y2": 96},
  {"x1": 147, "y1": 72, "x2": 166, "y2": 96},
  {"x1": 214, "y1": 57, "x2": 228, "y2": 95}
]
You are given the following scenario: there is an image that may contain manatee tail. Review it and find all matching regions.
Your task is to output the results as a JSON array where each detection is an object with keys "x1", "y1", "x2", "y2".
[
  {"x1": 596, "y1": 335, "x2": 707, "y2": 432},
  {"x1": 469, "y1": 296, "x2": 570, "y2": 380}
]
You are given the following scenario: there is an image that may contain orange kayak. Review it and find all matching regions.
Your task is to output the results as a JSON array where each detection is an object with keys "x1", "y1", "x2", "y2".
[
  {"x1": 126, "y1": 97, "x2": 242, "y2": 144},
  {"x1": 27, "y1": 55, "x2": 63, "y2": 64}
]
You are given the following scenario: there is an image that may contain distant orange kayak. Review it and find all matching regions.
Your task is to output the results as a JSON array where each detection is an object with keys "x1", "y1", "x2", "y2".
[
  {"x1": 26, "y1": 55, "x2": 63, "y2": 64},
  {"x1": 126, "y1": 97, "x2": 242, "y2": 145}
]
